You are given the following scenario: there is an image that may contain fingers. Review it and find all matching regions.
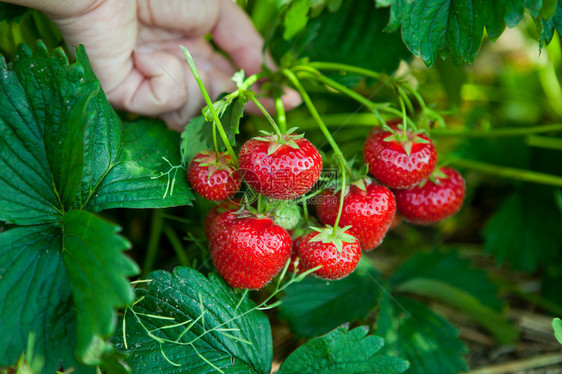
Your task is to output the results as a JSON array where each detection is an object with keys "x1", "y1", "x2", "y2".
[
  {"x1": 211, "y1": 0, "x2": 269, "y2": 76},
  {"x1": 50, "y1": 0, "x2": 137, "y2": 94},
  {"x1": 106, "y1": 50, "x2": 188, "y2": 115},
  {"x1": 158, "y1": 52, "x2": 237, "y2": 131},
  {"x1": 138, "y1": 0, "x2": 220, "y2": 36}
]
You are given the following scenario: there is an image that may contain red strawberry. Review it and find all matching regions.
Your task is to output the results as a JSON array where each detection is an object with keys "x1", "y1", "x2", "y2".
[
  {"x1": 204, "y1": 199, "x2": 241, "y2": 238},
  {"x1": 363, "y1": 128, "x2": 437, "y2": 189},
  {"x1": 238, "y1": 133, "x2": 322, "y2": 200},
  {"x1": 297, "y1": 226, "x2": 361, "y2": 280},
  {"x1": 316, "y1": 179, "x2": 396, "y2": 251},
  {"x1": 188, "y1": 151, "x2": 241, "y2": 201},
  {"x1": 394, "y1": 167, "x2": 466, "y2": 225},
  {"x1": 209, "y1": 210, "x2": 292, "y2": 289}
]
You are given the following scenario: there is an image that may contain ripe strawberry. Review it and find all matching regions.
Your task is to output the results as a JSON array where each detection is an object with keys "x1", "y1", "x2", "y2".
[
  {"x1": 209, "y1": 210, "x2": 292, "y2": 289},
  {"x1": 204, "y1": 199, "x2": 241, "y2": 238},
  {"x1": 188, "y1": 151, "x2": 241, "y2": 201},
  {"x1": 363, "y1": 128, "x2": 437, "y2": 189},
  {"x1": 297, "y1": 226, "x2": 361, "y2": 280},
  {"x1": 316, "y1": 179, "x2": 396, "y2": 251},
  {"x1": 238, "y1": 133, "x2": 322, "y2": 200},
  {"x1": 394, "y1": 167, "x2": 466, "y2": 225}
]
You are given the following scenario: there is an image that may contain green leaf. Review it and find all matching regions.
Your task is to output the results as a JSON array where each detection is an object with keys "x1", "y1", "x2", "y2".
[
  {"x1": 84, "y1": 119, "x2": 194, "y2": 211},
  {"x1": 541, "y1": 0, "x2": 557, "y2": 19},
  {"x1": 115, "y1": 267, "x2": 272, "y2": 374},
  {"x1": 0, "y1": 43, "x2": 81, "y2": 225},
  {"x1": 181, "y1": 115, "x2": 213, "y2": 166},
  {"x1": 277, "y1": 326, "x2": 409, "y2": 374},
  {"x1": 0, "y1": 3, "x2": 29, "y2": 22},
  {"x1": 376, "y1": 296, "x2": 468, "y2": 374},
  {"x1": 391, "y1": 250, "x2": 503, "y2": 311},
  {"x1": 270, "y1": 0, "x2": 411, "y2": 77},
  {"x1": 456, "y1": 137, "x2": 531, "y2": 169},
  {"x1": 553, "y1": 318, "x2": 562, "y2": 345},
  {"x1": 382, "y1": 0, "x2": 546, "y2": 66},
  {"x1": 71, "y1": 47, "x2": 193, "y2": 211},
  {"x1": 504, "y1": 0, "x2": 525, "y2": 26},
  {"x1": 484, "y1": 186, "x2": 562, "y2": 272},
  {"x1": 0, "y1": 225, "x2": 95, "y2": 374},
  {"x1": 181, "y1": 96, "x2": 244, "y2": 166},
  {"x1": 524, "y1": 0, "x2": 543, "y2": 18},
  {"x1": 280, "y1": 258, "x2": 381, "y2": 337},
  {"x1": 283, "y1": 0, "x2": 311, "y2": 40},
  {"x1": 62, "y1": 210, "x2": 139, "y2": 365},
  {"x1": 390, "y1": 251, "x2": 517, "y2": 344},
  {"x1": 540, "y1": 1, "x2": 562, "y2": 45},
  {"x1": 0, "y1": 42, "x2": 187, "y2": 371},
  {"x1": 486, "y1": 1, "x2": 508, "y2": 40}
]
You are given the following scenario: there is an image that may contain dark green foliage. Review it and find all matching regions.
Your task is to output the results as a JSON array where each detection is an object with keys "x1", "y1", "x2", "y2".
[
  {"x1": 376, "y1": 296, "x2": 469, "y2": 374},
  {"x1": 0, "y1": 42, "x2": 193, "y2": 372},
  {"x1": 279, "y1": 259, "x2": 381, "y2": 337},
  {"x1": 115, "y1": 267, "x2": 273, "y2": 374},
  {"x1": 271, "y1": 0, "x2": 411, "y2": 75},
  {"x1": 277, "y1": 326, "x2": 410, "y2": 374},
  {"x1": 0, "y1": 3, "x2": 29, "y2": 22},
  {"x1": 484, "y1": 185, "x2": 562, "y2": 272},
  {"x1": 378, "y1": 0, "x2": 559, "y2": 66}
]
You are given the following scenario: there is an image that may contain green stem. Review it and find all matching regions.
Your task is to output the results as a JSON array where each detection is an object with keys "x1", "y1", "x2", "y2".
[
  {"x1": 452, "y1": 158, "x2": 562, "y2": 187},
  {"x1": 181, "y1": 46, "x2": 238, "y2": 165},
  {"x1": 396, "y1": 85, "x2": 414, "y2": 115},
  {"x1": 248, "y1": 94, "x2": 283, "y2": 137},
  {"x1": 163, "y1": 225, "x2": 189, "y2": 266},
  {"x1": 526, "y1": 135, "x2": 562, "y2": 151},
  {"x1": 490, "y1": 273, "x2": 562, "y2": 316},
  {"x1": 275, "y1": 94, "x2": 287, "y2": 133},
  {"x1": 402, "y1": 82, "x2": 428, "y2": 111},
  {"x1": 302, "y1": 200, "x2": 309, "y2": 222},
  {"x1": 294, "y1": 67, "x2": 414, "y2": 128},
  {"x1": 282, "y1": 68, "x2": 348, "y2": 169},
  {"x1": 212, "y1": 119, "x2": 219, "y2": 156},
  {"x1": 305, "y1": 61, "x2": 384, "y2": 81},
  {"x1": 143, "y1": 209, "x2": 164, "y2": 277},
  {"x1": 332, "y1": 163, "x2": 346, "y2": 236},
  {"x1": 430, "y1": 123, "x2": 562, "y2": 138},
  {"x1": 293, "y1": 66, "x2": 376, "y2": 110},
  {"x1": 397, "y1": 95, "x2": 408, "y2": 141},
  {"x1": 240, "y1": 73, "x2": 263, "y2": 90}
]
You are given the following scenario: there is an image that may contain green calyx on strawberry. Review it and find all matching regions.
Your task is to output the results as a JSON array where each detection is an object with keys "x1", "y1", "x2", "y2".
[
  {"x1": 208, "y1": 209, "x2": 292, "y2": 289},
  {"x1": 363, "y1": 125, "x2": 437, "y2": 189},
  {"x1": 188, "y1": 151, "x2": 241, "y2": 201},
  {"x1": 253, "y1": 128, "x2": 305, "y2": 155},
  {"x1": 316, "y1": 178, "x2": 396, "y2": 251},
  {"x1": 394, "y1": 167, "x2": 466, "y2": 225},
  {"x1": 296, "y1": 225, "x2": 361, "y2": 280},
  {"x1": 238, "y1": 130, "x2": 323, "y2": 200},
  {"x1": 309, "y1": 225, "x2": 357, "y2": 253}
]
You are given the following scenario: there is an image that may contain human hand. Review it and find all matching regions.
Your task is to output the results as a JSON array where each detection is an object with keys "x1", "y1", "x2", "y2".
[{"x1": 11, "y1": 0, "x2": 301, "y2": 131}]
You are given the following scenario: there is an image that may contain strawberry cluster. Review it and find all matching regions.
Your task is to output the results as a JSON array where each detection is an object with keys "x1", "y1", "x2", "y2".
[
  {"x1": 362, "y1": 124, "x2": 466, "y2": 226},
  {"x1": 189, "y1": 122, "x2": 465, "y2": 290}
]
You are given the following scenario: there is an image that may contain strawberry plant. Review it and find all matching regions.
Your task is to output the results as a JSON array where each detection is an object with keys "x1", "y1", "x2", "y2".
[{"x1": 2, "y1": 1, "x2": 562, "y2": 373}]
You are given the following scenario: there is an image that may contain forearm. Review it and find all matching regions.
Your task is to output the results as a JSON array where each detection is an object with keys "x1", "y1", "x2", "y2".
[{"x1": 1, "y1": 0, "x2": 100, "y2": 18}]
